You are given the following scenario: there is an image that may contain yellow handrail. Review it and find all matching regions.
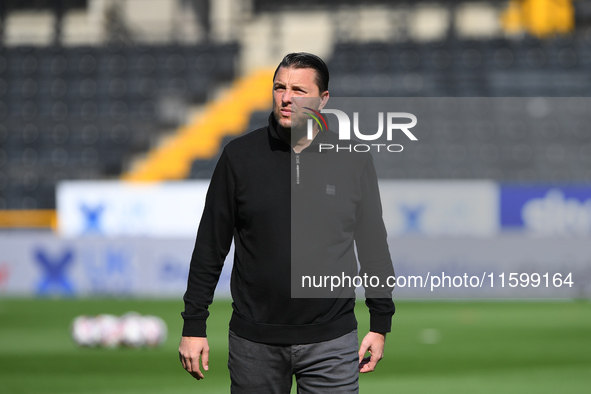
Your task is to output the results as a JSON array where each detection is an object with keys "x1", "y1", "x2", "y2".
[
  {"x1": 122, "y1": 68, "x2": 274, "y2": 182},
  {"x1": 501, "y1": 0, "x2": 574, "y2": 38},
  {"x1": 0, "y1": 210, "x2": 57, "y2": 229}
]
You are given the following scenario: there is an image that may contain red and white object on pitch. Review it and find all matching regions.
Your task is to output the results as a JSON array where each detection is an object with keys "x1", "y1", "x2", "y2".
[
  {"x1": 95, "y1": 314, "x2": 122, "y2": 348},
  {"x1": 70, "y1": 315, "x2": 101, "y2": 347},
  {"x1": 120, "y1": 312, "x2": 146, "y2": 348},
  {"x1": 142, "y1": 315, "x2": 168, "y2": 347},
  {"x1": 70, "y1": 312, "x2": 167, "y2": 348}
]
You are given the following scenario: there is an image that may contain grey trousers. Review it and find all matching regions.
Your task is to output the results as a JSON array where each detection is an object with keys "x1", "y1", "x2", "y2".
[{"x1": 228, "y1": 329, "x2": 359, "y2": 394}]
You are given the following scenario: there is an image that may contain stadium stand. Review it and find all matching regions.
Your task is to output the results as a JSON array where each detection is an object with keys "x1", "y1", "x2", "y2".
[
  {"x1": 183, "y1": 32, "x2": 591, "y2": 183},
  {"x1": 122, "y1": 68, "x2": 272, "y2": 182},
  {"x1": 0, "y1": 42, "x2": 239, "y2": 209},
  {"x1": 2, "y1": 0, "x2": 591, "y2": 224}
]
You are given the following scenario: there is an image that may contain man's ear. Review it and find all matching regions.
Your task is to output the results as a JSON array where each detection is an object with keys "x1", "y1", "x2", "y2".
[{"x1": 318, "y1": 91, "x2": 330, "y2": 110}]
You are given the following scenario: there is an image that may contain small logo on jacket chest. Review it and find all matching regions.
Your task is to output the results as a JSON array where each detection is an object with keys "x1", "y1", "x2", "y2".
[{"x1": 326, "y1": 184, "x2": 336, "y2": 196}]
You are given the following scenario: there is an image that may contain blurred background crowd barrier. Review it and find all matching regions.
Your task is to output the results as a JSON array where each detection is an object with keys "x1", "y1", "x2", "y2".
[{"x1": 0, "y1": 0, "x2": 590, "y2": 299}]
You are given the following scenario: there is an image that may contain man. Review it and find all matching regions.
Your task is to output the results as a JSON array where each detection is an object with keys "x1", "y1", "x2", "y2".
[{"x1": 179, "y1": 52, "x2": 395, "y2": 393}]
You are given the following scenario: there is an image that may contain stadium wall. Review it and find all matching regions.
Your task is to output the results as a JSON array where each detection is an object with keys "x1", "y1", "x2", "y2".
[{"x1": 0, "y1": 180, "x2": 589, "y2": 299}]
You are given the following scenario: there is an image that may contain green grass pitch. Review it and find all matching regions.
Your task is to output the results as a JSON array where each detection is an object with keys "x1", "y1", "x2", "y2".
[{"x1": 0, "y1": 298, "x2": 590, "y2": 393}]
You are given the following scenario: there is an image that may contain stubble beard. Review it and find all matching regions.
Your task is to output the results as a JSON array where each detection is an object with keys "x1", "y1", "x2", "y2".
[{"x1": 275, "y1": 112, "x2": 309, "y2": 144}]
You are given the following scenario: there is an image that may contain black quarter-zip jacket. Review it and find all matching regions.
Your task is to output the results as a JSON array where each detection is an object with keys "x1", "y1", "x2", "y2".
[{"x1": 182, "y1": 113, "x2": 395, "y2": 345}]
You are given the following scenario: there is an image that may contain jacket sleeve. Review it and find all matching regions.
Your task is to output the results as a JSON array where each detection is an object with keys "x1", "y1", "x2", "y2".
[
  {"x1": 181, "y1": 149, "x2": 236, "y2": 337},
  {"x1": 354, "y1": 154, "x2": 396, "y2": 333}
]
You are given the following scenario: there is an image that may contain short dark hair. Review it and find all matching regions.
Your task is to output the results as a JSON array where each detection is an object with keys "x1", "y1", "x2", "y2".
[{"x1": 273, "y1": 52, "x2": 329, "y2": 93}]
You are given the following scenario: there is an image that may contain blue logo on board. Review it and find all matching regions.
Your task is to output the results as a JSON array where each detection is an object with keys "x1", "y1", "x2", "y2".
[
  {"x1": 500, "y1": 186, "x2": 591, "y2": 235},
  {"x1": 35, "y1": 248, "x2": 75, "y2": 296},
  {"x1": 400, "y1": 204, "x2": 425, "y2": 234},
  {"x1": 80, "y1": 203, "x2": 105, "y2": 234}
]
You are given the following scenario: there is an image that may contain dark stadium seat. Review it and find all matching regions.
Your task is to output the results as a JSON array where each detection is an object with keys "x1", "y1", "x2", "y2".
[
  {"x1": 246, "y1": 111, "x2": 270, "y2": 131},
  {"x1": 189, "y1": 159, "x2": 217, "y2": 179}
]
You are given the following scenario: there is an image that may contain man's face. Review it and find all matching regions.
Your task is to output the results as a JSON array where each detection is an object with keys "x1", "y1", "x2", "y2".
[{"x1": 272, "y1": 66, "x2": 328, "y2": 130}]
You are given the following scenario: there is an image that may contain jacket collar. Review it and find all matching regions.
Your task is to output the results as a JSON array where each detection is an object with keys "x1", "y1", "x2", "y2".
[{"x1": 267, "y1": 112, "x2": 291, "y2": 151}]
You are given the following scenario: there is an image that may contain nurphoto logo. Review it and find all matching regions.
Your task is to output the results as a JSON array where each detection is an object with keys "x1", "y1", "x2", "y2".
[{"x1": 305, "y1": 108, "x2": 418, "y2": 153}]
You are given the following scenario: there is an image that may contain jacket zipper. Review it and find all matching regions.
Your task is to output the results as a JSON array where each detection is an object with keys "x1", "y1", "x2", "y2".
[{"x1": 295, "y1": 154, "x2": 300, "y2": 185}]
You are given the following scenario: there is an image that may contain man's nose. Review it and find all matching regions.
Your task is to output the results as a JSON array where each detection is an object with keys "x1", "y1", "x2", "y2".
[{"x1": 282, "y1": 89, "x2": 292, "y2": 103}]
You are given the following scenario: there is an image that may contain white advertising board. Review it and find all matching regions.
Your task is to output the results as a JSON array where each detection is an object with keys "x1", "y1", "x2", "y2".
[
  {"x1": 57, "y1": 180, "x2": 499, "y2": 238},
  {"x1": 57, "y1": 181, "x2": 209, "y2": 238},
  {"x1": 379, "y1": 180, "x2": 499, "y2": 237},
  {"x1": 0, "y1": 233, "x2": 588, "y2": 299}
]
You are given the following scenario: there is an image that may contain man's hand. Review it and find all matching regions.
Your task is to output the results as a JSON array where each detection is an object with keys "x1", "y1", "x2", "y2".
[
  {"x1": 358, "y1": 331, "x2": 386, "y2": 373},
  {"x1": 179, "y1": 336, "x2": 209, "y2": 380}
]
